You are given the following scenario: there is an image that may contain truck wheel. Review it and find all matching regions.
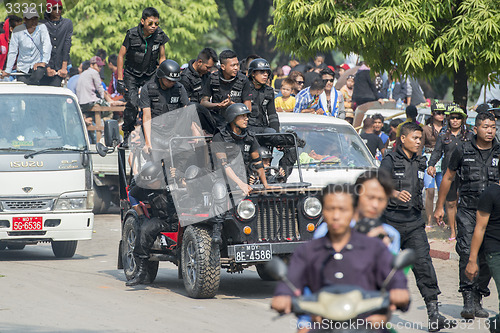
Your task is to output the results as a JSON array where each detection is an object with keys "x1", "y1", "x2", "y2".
[
  {"x1": 7, "y1": 243, "x2": 26, "y2": 250},
  {"x1": 52, "y1": 241, "x2": 77, "y2": 258},
  {"x1": 121, "y1": 215, "x2": 159, "y2": 283},
  {"x1": 93, "y1": 186, "x2": 111, "y2": 214},
  {"x1": 256, "y1": 264, "x2": 275, "y2": 281},
  {"x1": 181, "y1": 225, "x2": 220, "y2": 298}
]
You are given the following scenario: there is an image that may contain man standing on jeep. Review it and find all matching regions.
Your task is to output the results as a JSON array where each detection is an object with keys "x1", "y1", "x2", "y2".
[{"x1": 117, "y1": 7, "x2": 169, "y2": 147}]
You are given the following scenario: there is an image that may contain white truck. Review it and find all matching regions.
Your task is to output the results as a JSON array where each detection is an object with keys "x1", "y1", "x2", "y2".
[{"x1": 0, "y1": 83, "x2": 108, "y2": 257}]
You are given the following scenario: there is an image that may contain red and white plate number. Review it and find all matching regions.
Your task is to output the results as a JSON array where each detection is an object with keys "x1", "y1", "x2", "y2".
[{"x1": 12, "y1": 217, "x2": 43, "y2": 231}]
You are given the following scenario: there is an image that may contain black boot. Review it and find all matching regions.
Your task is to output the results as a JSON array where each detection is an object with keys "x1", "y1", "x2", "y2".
[
  {"x1": 473, "y1": 292, "x2": 489, "y2": 318},
  {"x1": 121, "y1": 131, "x2": 130, "y2": 148},
  {"x1": 125, "y1": 258, "x2": 148, "y2": 286},
  {"x1": 426, "y1": 300, "x2": 455, "y2": 332},
  {"x1": 461, "y1": 291, "x2": 475, "y2": 319}
]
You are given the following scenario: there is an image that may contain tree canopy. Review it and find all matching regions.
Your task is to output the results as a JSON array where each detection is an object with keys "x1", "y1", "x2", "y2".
[
  {"x1": 64, "y1": 0, "x2": 219, "y2": 65},
  {"x1": 269, "y1": 0, "x2": 500, "y2": 106}
]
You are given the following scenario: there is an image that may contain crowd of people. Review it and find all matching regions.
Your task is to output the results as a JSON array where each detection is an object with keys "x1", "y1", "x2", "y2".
[{"x1": 2, "y1": 3, "x2": 500, "y2": 333}]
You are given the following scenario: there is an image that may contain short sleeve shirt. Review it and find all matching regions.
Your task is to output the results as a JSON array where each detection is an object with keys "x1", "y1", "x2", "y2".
[
  {"x1": 139, "y1": 82, "x2": 189, "y2": 110},
  {"x1": 477, "y1": 184, "x2": 500, "y2": 254},
  {"x1": 201, "y1": 72, "x2": 252, "y2": 111}
]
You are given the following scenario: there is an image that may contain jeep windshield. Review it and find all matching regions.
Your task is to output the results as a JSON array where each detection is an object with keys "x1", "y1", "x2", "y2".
[
  {"x1": 280, "y1": 123, "x2": 376, "y2": 169},
  {"x1": 0, "y1": 94, "x2": 87, "y2": 151}
]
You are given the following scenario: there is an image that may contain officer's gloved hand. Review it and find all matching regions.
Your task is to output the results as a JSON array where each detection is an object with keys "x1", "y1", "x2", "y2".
[{"x1": 117, "y1": 79, "x2": 127, "y2": 95}]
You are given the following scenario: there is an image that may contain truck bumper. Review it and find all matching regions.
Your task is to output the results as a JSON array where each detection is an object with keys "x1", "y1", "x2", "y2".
[
  {"x1": 0, "y1": 212, "x2": 94, "y2": 241},
  {"x1": 227, "y1": 241, "x2": 305, "y2": 258}
]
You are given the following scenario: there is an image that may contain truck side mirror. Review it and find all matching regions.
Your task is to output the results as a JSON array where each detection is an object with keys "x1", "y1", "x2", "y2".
[{"x1": 104, "y1": 120, "x2": 120, "y2": 148}]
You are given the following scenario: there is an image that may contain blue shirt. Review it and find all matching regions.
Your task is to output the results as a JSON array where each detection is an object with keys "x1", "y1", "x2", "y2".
[
  {"x1": 6, "y1": 24, "x2": 52, "y2": 74},
  {"x1": 314, "y1": 220, "x2": 401, "y2": 254},
  {"x1": 67, "y1": 75, "x2": 79, "y2": 94},
  {"x1": 293, "y1": 87, "x2": 322, "y2": 113}
]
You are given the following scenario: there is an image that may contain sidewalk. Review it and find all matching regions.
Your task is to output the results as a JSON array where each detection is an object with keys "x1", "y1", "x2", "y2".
[{"x1": 426, "y1": 226, "x2": 459, "y2": 261}]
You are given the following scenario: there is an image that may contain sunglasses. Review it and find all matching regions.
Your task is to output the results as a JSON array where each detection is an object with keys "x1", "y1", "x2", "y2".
[
  {"x1": 296, "y1": 80, "x2": 304, "y2": 85},
  {"x1": 433, "y1": 110, "x2": 445, "y2": 115},
  {"x1": 449, "y1": 116, "x2": 462, "y2": 120},
  {"x1": 146, "y1": 21, "x2": 159, "y2": 27},
  {"x1": 323, "y1": 79, "x2": 334, "y2": 83}
]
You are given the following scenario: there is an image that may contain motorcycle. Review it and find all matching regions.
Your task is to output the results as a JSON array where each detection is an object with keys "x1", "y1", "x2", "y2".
[{"x1": 266, "y1": 249, "x2": 416, "y2": 332}]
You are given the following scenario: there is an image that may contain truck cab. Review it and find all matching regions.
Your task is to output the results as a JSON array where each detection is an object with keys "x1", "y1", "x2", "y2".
[{"x1": 0, "y1": 83, "x2": 96, "y2": 257}]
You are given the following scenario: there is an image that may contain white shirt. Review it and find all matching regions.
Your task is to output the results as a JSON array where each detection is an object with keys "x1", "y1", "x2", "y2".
[{"x1": 5, "y1": 24, "x2": 51, "y2": 74}]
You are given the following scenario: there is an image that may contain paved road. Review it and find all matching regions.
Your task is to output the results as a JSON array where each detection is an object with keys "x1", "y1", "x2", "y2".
[{"x1": 0, "y1": 214, "x2": 497, "y2": 332}]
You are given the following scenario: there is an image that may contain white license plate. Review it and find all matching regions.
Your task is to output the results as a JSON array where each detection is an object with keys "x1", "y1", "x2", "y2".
[{"x1": 234, "y1": 243, "x2": 272, "y2": 263}]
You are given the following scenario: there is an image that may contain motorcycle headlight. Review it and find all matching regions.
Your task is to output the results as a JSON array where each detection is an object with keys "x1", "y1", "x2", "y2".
[
  {"x1": 237, "y1": 199, "x2": 256, "y2": 220},
  {"x1": 304, "y1": 197, "x2": 322, "y2": 218},
  {"x1": 54, "y1": 191, "x2": 92, "y2": 211}
]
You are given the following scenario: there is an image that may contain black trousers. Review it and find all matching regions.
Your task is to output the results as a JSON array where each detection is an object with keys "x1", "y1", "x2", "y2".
[
  {"x1": 17, "y1": 67, "x2": 46, "y2": 85},
  {"x1": 40, "y1": 74, "x2": 63, "y2": 87},
  {"x1": 122, "y1": 72, "x2": 151, "y2": 133},
  {"x1": 456, "y1": 206, "x2": 491, "y2": 296},
  {"x1": 383, "y1": 215, "x2": 441, "y2": 302},
  {"x1": 193, "y1": 103, "x2": 217, "y2": 134}
]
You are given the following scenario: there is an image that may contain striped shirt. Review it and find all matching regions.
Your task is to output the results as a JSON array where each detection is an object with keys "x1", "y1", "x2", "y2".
[{"x1": 293, "y1": 87, "x2": 322, "y2": 113}]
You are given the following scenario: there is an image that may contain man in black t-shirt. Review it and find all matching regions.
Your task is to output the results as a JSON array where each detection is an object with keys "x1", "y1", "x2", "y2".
[
  {"x1": 466, "y1": 179, "x2": 500, "y2": 332},
  {"x1": 117, "y1": 7, "x2": 169, "y2": 146},
  {"x1": 360, "y1": 117, "x2": 385, "y2": 158},
  {"x1": 200, "y1": 50, "x2": 252, "y2": 127},
  {"x1": 435, "y1": 112, "x2": 500, "y2": 320}
]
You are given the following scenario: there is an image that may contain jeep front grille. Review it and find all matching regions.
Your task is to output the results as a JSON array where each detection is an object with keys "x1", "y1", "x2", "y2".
[
  {"x1": 1, "y1": 200, "x2": 53, "y2": 211},
  {"x1": 256, "y1": 198, "x2": 300, "y2": 242}
]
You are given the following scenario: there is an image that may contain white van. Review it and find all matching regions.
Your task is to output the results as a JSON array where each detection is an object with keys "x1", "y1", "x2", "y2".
[{"x1": 0, "y1": 83, "x2": 103, "y2": 257}]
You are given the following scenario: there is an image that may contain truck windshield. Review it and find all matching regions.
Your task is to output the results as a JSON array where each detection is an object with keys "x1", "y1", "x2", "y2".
[{"x1": 0, "y1": 94, "x2": 87, "y2": 151}]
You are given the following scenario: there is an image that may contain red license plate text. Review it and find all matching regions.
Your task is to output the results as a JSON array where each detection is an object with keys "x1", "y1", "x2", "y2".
[{"x1": 12, "y1": 217, "x2": 43, "y2": 231}]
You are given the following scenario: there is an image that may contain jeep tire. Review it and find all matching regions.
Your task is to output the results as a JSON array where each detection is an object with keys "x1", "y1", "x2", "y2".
[
  {"x1": 181, "y1": 225, "x2": 220, "y2": 298},
  {"x1": 121, "y1": 215, "x2": 159, "y2": 283}
]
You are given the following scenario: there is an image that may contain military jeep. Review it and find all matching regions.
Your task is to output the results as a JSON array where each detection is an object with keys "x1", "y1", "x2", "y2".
[{"x1": 105, "y1": 107, "x2": 322, "y2": 298}]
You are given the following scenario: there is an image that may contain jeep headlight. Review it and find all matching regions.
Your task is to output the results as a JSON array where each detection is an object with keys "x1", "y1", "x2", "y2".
[
  {"x1": 237, "y1": 199, "x2": 256, "y2": 220},
  {"x1": 304, "y1": 197, "x2": 322, "y2": 218},
  {"x1": 55, "y1": 191, "x2": 92, "y2": 211}
]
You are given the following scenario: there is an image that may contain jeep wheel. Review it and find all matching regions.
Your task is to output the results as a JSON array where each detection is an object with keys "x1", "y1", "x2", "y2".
[
  {"x1": 256, "y1": 264, "x2": 275, "y2": 281},
  {"x1": 122, "y1": 215, "x2": 159, "y2": 283},
  {"x1": 52, "y1": 241, "x2": 77, "y2": 258},
  {"x1": 181, "y1": 225, "x2": 220, "y2": 298},
  {"x1": 7, "y1": 243, "x2": 26, "y2": 250}
]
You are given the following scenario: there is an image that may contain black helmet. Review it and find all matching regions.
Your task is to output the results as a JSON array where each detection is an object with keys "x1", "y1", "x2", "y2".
[
  {"x1": 156, "y1": 59, "x2": 181, "y2": 81},
  {"x1": 257, "y1": 146, "x2": 273, "y2": 159},
  {"x1": 247, "y1": 58, "x2": 272, "y2": 77},
  {"x1": 225, "y1": 103, "x2": 250, "y2": 124},
  {"x1": 137, "y1": 161, "x2": 163, "y2": 186}
]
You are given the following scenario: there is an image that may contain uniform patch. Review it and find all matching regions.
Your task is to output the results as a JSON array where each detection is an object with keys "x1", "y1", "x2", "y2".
[
  {"x1": 464, "y1": 158, "x2": 475, "y2": 162},
  {"x1": 244, "y1": 144, "x2": 251, "y2": 152},
  {"x1": 230, "y1": 90, "x2": 242, "y2": 98},
  {"x1": 262, "y1": 99, "x2": 269, "y2": 106},
  {"x1": 418, "y1": 171, "x2": 425, "y2": 179},
  {"x1": 170, "y1": 97, "x2": 179, "y2": 103},
  {"x1": 493, "y1": 158, "x2": 499, "y2": 167},
  {"x1": 152, "y1": 45, "x2": 159, "y2": 51}
]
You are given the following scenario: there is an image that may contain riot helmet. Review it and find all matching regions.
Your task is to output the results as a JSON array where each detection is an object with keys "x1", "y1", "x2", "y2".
[
  {"x1": 247, "y1": 58, "x2": 272, "y2": 77},
  {"x1": 136, "y1": 161, "x2": 163, "y2": 188},
  {"x1": 258, "y1": 146, "x2": 273, "y2": 160},
  {"x1": 225, "y1": 103, "x2": 251, "y2": 124},
  {"x1": 156, "y1": 59, "x2": 181, "y2": 81}
]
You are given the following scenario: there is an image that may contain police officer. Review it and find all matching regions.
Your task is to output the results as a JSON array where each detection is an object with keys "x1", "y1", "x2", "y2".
[
  {"x1": 247, "y1": 58, "x2": 279, "y2": 132},
  {"x1": 200, "y1": 50, "x2": 252, "y2": 128},
  {"x1": 435, "y1": 111, "x2": 499, "y2": 320},
  {"x1": 380, "y1": 122, "x2": 452, "y2": 332},
  {"x1": 179, "y1": 47, "x2": 218, "y2": 134},
  {"x1": 126, "y1": 160, "x2": 173, "y2": 286},
  {"x1": 212, "y1": 103, "x2": 272, "y2": 196},
  {"x1": 117, "y1": 7, "x2": 169, "y2": 146}
]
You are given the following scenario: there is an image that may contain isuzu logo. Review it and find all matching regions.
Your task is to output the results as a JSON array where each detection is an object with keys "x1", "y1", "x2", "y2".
[
  {"x1": 22, "y1": 187, "x2": 33, "y2": 193},
  {"x1": 10, "y1": 161, "x2": 44, "y2": 168}
]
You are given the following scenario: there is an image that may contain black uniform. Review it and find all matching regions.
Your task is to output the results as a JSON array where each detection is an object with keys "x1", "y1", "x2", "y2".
[
  {"x1": 380, "y1": 144, "x2": 441, "y2": 302},
  {"x1": 428, "y1": 130, "x2": 472, "y2": 201},
  {"x1": 202, "y1": 70, "x2": 251, "y2": 127},
  {"x1": 179, "y1": 60, "x2": 217, "y2": 134},
  {"x1": 447, "y1": 136, "x2": 500, "y2": 295},
  {"x1": 248, "y1": 80, "x2": 279, "y2": 132},
  {"x1": 121, "y1": 24, "x2": 169, "y2": 133}
]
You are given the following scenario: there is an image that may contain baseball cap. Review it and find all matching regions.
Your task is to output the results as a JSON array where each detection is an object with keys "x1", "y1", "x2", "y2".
[
  {"x1": 340, "y1": 64, "x2": 350, "y2": 70},
  {"x1": 90, "y1": 56, "x2": 105, "y2": 67},
  {"x1": 23, "y1": 8, "x2": 40, "y2": 19},
  {"x1": 431, "y1": 102, "x2": 446, "y2": 113},
  {"x1": 47, "y1": 0, "x2": 63, "y2": 8}
]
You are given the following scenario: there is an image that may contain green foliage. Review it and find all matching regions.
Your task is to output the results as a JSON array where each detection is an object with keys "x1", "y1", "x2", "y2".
[
  {"x1": 270, "y1": 0, "x2": 500, "y2": 83},
  {"x1": 64, "y1": 0, "x2": 219, "y2": 65}
]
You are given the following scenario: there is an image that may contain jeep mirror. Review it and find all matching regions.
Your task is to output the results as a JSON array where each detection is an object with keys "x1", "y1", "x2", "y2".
[
  {"x1": 96, "y1": 142, "x2": 108, "y2": 157},
  {"x1": 104, "y1": 120, "x2": 120, "y2": 148}
]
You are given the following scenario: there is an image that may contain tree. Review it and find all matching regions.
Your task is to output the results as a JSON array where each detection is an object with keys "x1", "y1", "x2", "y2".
[
  {"x1": 269, "y1": 0, "x2": 500, "y2": 108},
  {"x1": 64, "y1": 0, "x2": 218, "y2": 66},
  {"x1": 215, "y1": 0, "x2": 276, "y2": 62}
]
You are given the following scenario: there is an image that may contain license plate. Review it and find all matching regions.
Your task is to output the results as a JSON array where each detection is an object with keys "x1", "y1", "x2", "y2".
[
  {"x1": 12, "y1": 217, "x2": 43, "y2": 231},
  {"x1": 234, "y1": 243, "x2": 272, "y2": 263}
]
